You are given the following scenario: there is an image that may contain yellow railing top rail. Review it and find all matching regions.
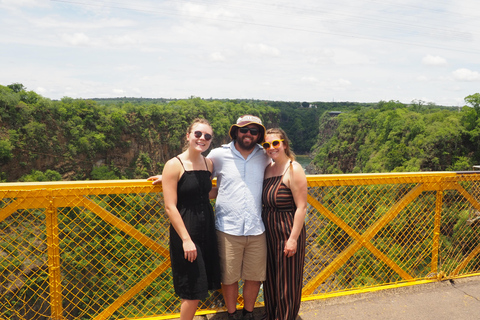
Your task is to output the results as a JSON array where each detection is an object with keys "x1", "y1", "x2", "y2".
[
  {"x1": 0, "y1": 179, "x2": 155, "y2": 190},
  {"x1": 2, "y1": 171, "x2": 478, "y2": 190}
]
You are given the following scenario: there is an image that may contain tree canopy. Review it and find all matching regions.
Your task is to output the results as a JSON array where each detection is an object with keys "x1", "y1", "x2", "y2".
[
  {"x1": 312, "y1": 100, "x2": 479, "y2": 173},
  {"x1": 1, "y1": 83, "x2": 478, "y2": 181}
]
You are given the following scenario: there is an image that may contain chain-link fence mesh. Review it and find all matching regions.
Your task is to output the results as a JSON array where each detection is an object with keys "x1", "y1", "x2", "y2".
[{"x1": 1, "y1": 173, "x2": 480, "y2": 319}]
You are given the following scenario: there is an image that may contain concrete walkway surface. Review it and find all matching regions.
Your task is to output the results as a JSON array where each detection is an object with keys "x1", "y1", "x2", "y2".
[
  {"x1": 189, "y1": 275, "x2": 480, "y2": 320},
  {"x1": 296, "y1": 276, "x2": 480, "y2": 320}
]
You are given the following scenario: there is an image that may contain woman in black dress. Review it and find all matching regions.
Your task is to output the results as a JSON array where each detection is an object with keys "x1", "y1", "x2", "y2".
[
  {"x1": 262, "y1": 128, "x2": 307, "y2": 320},
  {"x1": 159, "y1": 118, "x2": 221, "y2": 320}
]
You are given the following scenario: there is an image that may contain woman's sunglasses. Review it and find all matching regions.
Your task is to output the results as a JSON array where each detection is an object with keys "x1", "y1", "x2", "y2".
[
  {"x1": 238, "y1": 127, "x2": 259, "y2": 135},
  {"x1": 262, "y1": 139, "x2": 284, "y2": 149},
  {"x1": 194, "y1": 131, "x2": 212, "y2": 141}
]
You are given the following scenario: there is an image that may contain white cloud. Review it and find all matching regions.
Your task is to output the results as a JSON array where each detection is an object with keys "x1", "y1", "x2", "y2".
[
  {"x1": 331, "y1": 78, "x2": 352, "y2": 89},
  {"x1": 332, "y1": 49, "x2": 373, "y2": 66},
  {"x1": 453, "y1": 68, "x2": 480, "y2": 81},
  {"x1": 36, "y1": 87, "x2": 47, "y2": 94},
  {"x1": 115, "y1": 65, "x2": 138, "y2": 72},
  {"x1": 33, "y1": 16, "x2": 134, "y2": 30},
  {"x1": 107, "y1": 34, "x2": 138, "y2": 46},
  {"x1": 243, "y1": 43, "x2": 281, "y2": 57},
  {"x1": 1, "y1": 0, "x2": 46, "y2": 9},
  {"x1": 181, "y1": 3, "x2": 238, "y2": 20},
  {"x1": 422, "y1": 55, "x2": 447, "y2": 66},
  {"x1": 301, "y1": 76, "x2": 320, "y2": 84},
  {"x1": 210, "y1": 52, "x2": 226, "y2": 62},
  {"x1": 178, "y1": 2, "x2": 243, "y2": 30},
  {"x1": 61, "y1": 33, "x2": 92, "y2": 46}
]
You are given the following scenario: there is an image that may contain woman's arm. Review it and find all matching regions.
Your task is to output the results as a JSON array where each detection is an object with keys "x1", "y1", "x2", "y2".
[
  {"x1": 162, "y1": 159, "x2": 197, "y2": 262},
  {"x1": 205, "y1": 157, "x2": 218, "y2": 199},
  {"x1": 209, "y1": 187, "x2": 218, "y2": 199},
  {"x1": 284, "y1": 161, "x2": 307, "y2": 257}
]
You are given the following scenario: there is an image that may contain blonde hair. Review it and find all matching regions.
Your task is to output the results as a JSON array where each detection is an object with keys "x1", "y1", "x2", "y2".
[
  {"x1": 183, "y1": 118, "x2": 212, "y2": 151},
  {"x1": 265, "y1": 128, "x2": 295, "y2": 161}
]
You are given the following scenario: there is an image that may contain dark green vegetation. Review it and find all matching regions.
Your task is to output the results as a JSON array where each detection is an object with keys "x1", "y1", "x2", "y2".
[
  {"x1": 0, "y1": 82, "x2": 368, "y2": 182},
  {"x1": 313, "y1": 97, "x2": 480, "y2": 174},
  {"x1": 1, "y1": 83, "x2": 480, "y2": 182},
  {"x1": 1, "y1": 84, "x2": 284, "y2": 182}
]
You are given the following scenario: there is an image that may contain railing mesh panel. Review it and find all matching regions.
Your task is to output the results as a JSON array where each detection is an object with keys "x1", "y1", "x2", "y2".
[{"x1": 1, "y1": 173, "x2": 480, "y2": 319}]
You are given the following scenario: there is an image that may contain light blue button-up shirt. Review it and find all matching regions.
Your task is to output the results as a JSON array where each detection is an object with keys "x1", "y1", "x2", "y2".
[{"x1": 208, "y1": 141, "x2": 271, "y2": 236}]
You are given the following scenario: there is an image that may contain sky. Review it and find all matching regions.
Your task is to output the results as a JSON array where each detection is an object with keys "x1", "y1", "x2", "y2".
[{"x1": 1, "y1": 0, "x2": 480, "y2": 106}]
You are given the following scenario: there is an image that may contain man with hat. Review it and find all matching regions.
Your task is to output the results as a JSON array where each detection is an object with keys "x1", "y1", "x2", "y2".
[{"x1": 207, "y1": 114, "x2": 270, "y2": 320}]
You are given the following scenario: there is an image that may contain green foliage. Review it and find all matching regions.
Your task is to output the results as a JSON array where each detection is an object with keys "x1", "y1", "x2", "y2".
[
  {"x1": 2, "y1": 82, "x2": 479, "y2": 179},
  {"x1": 267, "y1": 101, "x2": 369, "y2": 154},
  {"x1": 0, "y1": 139, "x2": 13, "y2": 164},
  {"x1": 91, "y1": 165, "x2": 120, "y2": 180},
  {"x1": 313, "y1": 99, "x2": 479, "y2": 174},
  {"x1": 0, "y1": 85, "x2": 280, "y2": 181},
  {"x1": 6, "y1": 83, "x2": 26, "y2": 93},
  {"x1": 465, "y1": 93, "x2": 480, "y2": 118},
  {"x1": 19, "y1": 169, "x2": 62, "y2": 182}
]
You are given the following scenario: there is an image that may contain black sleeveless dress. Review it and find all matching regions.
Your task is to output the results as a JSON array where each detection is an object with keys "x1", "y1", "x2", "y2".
[
  {"x1": 262, "y1": 163, "x2": 306, "y2": 320},
  {"x1": 169, "y1": 157, "x2": 221, "y2": 300}
]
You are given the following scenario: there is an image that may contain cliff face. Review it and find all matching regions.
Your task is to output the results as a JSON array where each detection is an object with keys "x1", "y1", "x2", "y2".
[
  {"x1": 311, "y1": 113, "x2": 362, "y2": 174},
  {"x1": 1, "y1": 124, "x2": 233, "y2": 181}
]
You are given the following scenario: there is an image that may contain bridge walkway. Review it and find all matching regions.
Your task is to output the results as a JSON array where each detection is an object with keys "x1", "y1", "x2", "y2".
[{"x1": 186, "y1": 276, "x2": 480, "y2": 320}]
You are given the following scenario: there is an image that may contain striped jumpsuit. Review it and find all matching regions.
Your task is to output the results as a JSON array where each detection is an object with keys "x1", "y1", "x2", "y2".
[{"x1": 262, "y1": 167, "x2": 306, "y2": 320}]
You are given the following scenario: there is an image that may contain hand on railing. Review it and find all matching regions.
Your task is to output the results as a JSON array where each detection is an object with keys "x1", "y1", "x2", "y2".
[{"x1": 147, "y1": 175, "x2": 162, "y2": 185}]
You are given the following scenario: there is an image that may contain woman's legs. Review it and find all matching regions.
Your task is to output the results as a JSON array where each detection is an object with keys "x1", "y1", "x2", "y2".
[{"x1": 180, "y1": 299, "x2": 200, "y2": 320}]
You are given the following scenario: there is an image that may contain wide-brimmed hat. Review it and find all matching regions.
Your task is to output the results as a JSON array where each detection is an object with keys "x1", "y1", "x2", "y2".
[{"x1": 228, "y1": 114, "x2": 266, "y2": 142}]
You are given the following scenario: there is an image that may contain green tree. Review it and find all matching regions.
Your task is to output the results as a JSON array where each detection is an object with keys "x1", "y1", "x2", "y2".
[
  {"x1": 0, "y1": 139, "x2": 13, "y2": 164},
  {"x1": 6, "y1": 83, "x2": 25, "y2": 93},
  {"x1": 465, "y1": 93, "x2": 480, "y2": 118},
  {"x1": 19, "y1": 169, "x2": 62, "y2": 182},
  {"x1": 91, "y1": 166, "x2": 119, "y2": 180}
]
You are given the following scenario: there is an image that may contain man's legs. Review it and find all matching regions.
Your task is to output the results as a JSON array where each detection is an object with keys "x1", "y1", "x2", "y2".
[
  {"x1": 217, "y1": 231, "x2": 244, "y2": 315},
  {"x1": 217, "y1": 232, "x2": 266, "y2": 315},
  {"x1": 242, "y1": 233, "x2": 267, "y2": 314},
  {"x1": 222, "y1": 282, "x2": 239, "y2": 314},
  {"x1": 242, "y1": 280, "x2": 261, "y2": 312}
]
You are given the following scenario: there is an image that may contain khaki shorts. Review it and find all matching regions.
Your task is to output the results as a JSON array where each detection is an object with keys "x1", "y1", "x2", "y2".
[{"x1": 216, "y1": 231, "x2": 267, "y2": 285}]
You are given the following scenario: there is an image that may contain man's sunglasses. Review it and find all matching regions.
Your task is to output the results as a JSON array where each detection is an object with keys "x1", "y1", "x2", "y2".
[
  {"x1": 262, "y1": 139, "x2": 284, "y2": 150},
  {"x1": 194, "y1": 131, "x2": 212, "y2": 141},
  {"x1": 238, "y1": 127, "x2": 259, "y2": 135}
]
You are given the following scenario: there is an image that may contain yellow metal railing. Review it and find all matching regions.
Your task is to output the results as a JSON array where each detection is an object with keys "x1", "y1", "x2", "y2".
[{"x1": 1, "y1": 172, "x2": 480, "y2": 319}]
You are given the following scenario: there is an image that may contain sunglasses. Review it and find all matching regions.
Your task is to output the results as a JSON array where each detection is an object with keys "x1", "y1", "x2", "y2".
[
  {"x1": 238, "y1": 127, "x2": 259, "y2": 135},
  {"x1": 193, "y1": 131, "x2": 212, "y2": 141},
  {"x1": 262, "y1": 139, "x2": 284, "y2": 149}
]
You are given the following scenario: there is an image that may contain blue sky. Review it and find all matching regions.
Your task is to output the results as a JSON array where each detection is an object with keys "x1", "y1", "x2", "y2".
[{"x1": 1, "y1": 0, "x2": 479, "y2": 106}]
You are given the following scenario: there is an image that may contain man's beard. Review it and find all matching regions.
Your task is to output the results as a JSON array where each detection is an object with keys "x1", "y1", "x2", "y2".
[{"x1": 236, "y1": 135, "x2": 257, "y2": 151}]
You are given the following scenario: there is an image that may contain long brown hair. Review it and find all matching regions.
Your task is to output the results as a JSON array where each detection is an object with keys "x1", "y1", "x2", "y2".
[{"x1": 265, "y1": 128, "x2": 295, "y2": 161}]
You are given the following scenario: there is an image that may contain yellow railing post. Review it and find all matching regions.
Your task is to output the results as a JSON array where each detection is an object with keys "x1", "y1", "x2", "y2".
[
  {"x1": 431, "y1": 189, "x2": 443, "y2": 277},
  {"x1": 45, "y1": 194, "x2": 63, "y2": 320}
]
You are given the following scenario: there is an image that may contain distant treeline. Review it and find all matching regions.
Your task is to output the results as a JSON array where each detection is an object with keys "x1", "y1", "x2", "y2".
[
  {"x1": 1, "y1": 82, "x2": 479, "y2": 181},
  {"x1": 312, "y1": 97, "x2": 480, "y2": 173}
]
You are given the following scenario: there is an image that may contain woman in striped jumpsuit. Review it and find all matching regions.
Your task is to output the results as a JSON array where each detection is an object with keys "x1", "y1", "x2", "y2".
[{"x1": 261, "y1": 128, "x2": 307, "y2": 320}]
